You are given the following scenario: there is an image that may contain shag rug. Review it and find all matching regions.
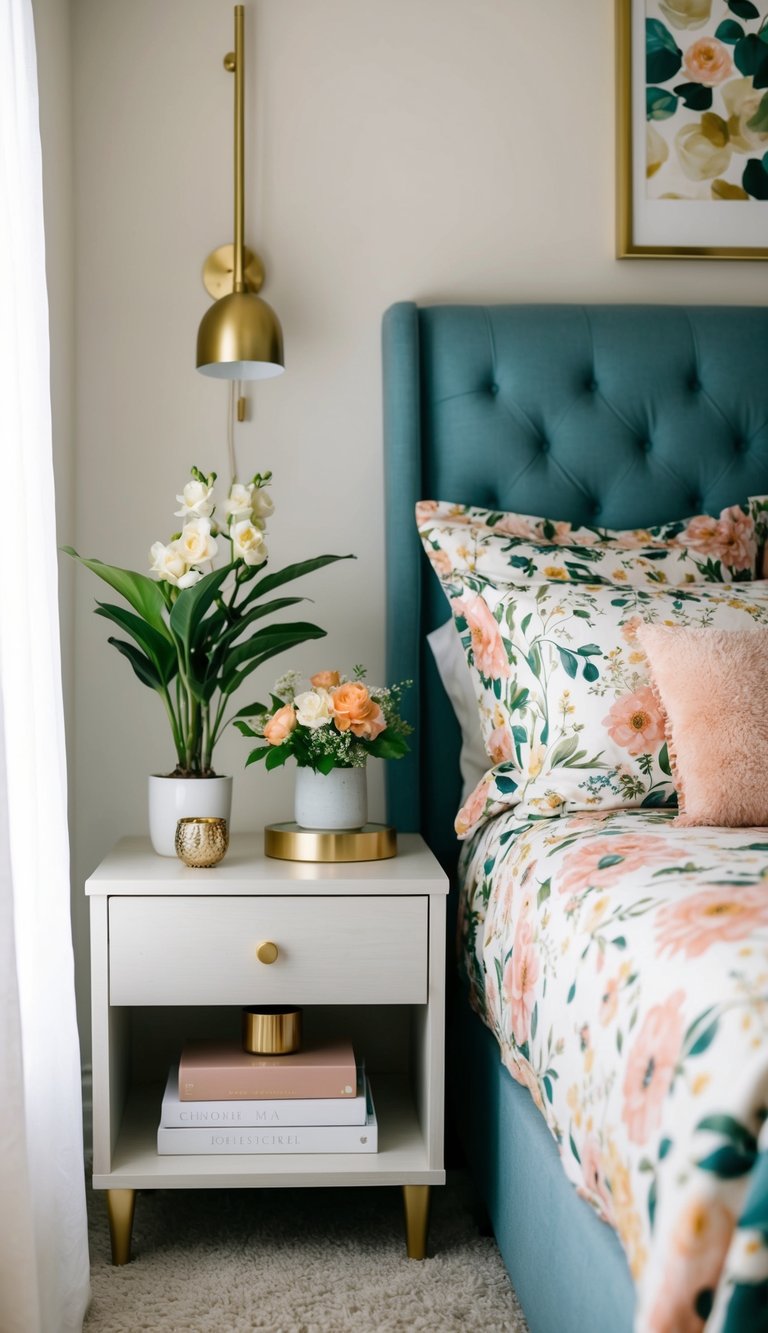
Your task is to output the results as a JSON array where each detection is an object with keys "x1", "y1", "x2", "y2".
[{"x1": 84, "y1": 1172, "x2": 527, "y2": 1332}]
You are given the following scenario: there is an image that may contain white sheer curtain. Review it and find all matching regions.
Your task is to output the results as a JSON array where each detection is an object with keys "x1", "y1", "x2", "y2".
[{"x1": 0, "y1": 0, "x2": 90, "y2": 1329}]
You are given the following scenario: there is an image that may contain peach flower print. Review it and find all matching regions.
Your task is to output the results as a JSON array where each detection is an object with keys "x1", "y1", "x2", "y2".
[
  {"x1": 452, "y1": 594, "x2": 510, "y2": 680},
  {"x1": 681, "y1": 506, "x2": 754, "y2": 572},
  {"x1": 503, "y1": 1051, "x2": 545, "y2": 1113},
  {"x1": 603, "y1": 685, "x2": 665, "y2": 756},
  {"x1": 557, "y1": 832, "x2": 676, "y2": 896},
  {"x1": 648, "y1": 1198, "x2": 735, "y2": 1333},
  {"x1": 263, "y1": 703, "x2": 297, "y2": 745},
  {"x1": 683, "y1": 37, "x2": 733, "y2": 87},
  {"x1": 599, "y1": 976, "x2": 620, "y2": 1027},
  {"x1": 656, "y1": 884, "x2": 768, "y2": 959},
  {"x1": 455, "y1": 777, "x2": 492, "y2": 838},
  {"x1": 503, "y1": 916, "x2": 540, "y2": 1045},
  {"x1": 580, "y1": 1136, "x2": 616, "y2": 1224},
  {"x1": 427, "y1": 548, "x2": 452, "y2": 577},
  {"x1": 330, "y1": 682, "x2": 386, "y2": 740},
  {"x1": 487, "y1": 725, "x2": 513, "y2": 764},
  {"x1": 622, "y1": 990, "x2": 685, "y2": 1145},
  {"x1": 621, "y1": 615, "x2": 644, "y2": 646},
  {"x1": 496, "y1": 513, "x2": 534, "y2": 539},
  {"x1": 415, "y1": 500, "x2": 439, "y2": 527}
]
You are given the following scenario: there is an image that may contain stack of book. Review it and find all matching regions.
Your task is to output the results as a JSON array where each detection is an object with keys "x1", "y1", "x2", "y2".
[{"x1": 157, "y1": 1038, "x2": 377, "y2": 1155}]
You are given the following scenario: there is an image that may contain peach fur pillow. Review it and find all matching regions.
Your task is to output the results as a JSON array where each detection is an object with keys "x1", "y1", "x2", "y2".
[{"x1": 637, "y1": 624, "x2": 768, "y2": 828}]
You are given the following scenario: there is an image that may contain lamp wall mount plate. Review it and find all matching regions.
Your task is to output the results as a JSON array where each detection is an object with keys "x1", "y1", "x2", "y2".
[{"x1": 202, "y1": 244, "x2": 264, "y2": 301}]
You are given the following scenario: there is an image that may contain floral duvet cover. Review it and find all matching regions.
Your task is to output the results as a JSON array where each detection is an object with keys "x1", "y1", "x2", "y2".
[{"x1": 459, "y1": 807, "x2": 768, "y2": 1332}]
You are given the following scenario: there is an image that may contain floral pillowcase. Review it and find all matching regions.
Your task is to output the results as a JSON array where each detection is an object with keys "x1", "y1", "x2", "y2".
[
  {"x1": 416, "y1": 498, "x2": 767, "y2": 588},
  {"x1": 443, "y1": 576, "x2": 768, "y2": 839}
]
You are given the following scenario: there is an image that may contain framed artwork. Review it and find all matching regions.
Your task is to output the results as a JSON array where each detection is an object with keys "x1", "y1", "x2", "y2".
[{"x1": 617, "y1": 0, "x2": 768, "y2": 258}]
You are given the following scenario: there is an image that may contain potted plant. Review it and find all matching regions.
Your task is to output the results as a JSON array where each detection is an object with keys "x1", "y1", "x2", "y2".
[
  {"x1": 235, "y1": 667, "x2": 411, "y2": 829},
  {"x1": 65, "y1": 467, "x2": 350, "y2": 853}
]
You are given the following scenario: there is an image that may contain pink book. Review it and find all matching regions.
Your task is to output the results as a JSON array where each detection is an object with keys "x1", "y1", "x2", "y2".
[{"x1": 178, "y1": 1039, "x2": 358, "y2": 1102}]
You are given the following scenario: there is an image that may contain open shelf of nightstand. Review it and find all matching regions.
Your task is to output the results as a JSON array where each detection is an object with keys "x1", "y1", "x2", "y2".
[{"x1": 96, "y1": 1075, "x2": 443, "y2": 1190}]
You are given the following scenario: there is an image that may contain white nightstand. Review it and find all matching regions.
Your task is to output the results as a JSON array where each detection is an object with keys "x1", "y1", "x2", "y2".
[{"x1": 86, "y1": 833, "x2": 448, "y2": 1264}]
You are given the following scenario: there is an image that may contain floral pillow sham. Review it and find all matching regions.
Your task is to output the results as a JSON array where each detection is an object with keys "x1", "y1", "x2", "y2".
[
  {"x1": 416, "y1": 497, "x2": 766, "y2": 587},
  {"x1": 444, "y1": 574, "x2": 768, "y2": 839}
]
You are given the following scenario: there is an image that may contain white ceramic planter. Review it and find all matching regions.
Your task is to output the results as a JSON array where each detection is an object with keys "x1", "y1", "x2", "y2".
[
  {"x1": 148, "y1": 774, "x2": 233, "y2": 857},
  {"x1": 294, "y1": 766, "x2": 367, "y2": 831}
]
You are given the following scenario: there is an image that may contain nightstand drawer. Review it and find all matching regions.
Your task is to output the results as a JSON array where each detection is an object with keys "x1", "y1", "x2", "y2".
[{"x1": 108, "y1": 896, "x2": 428, "y2": 1005}]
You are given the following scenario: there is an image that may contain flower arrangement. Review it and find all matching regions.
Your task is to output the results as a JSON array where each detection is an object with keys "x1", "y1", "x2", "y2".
[
  {"x1": 236, "y1": 667, "x2": 411, "y2": 773},
  {"x1": 65, "y1": 467, "x2": 350, "y2": 777}
]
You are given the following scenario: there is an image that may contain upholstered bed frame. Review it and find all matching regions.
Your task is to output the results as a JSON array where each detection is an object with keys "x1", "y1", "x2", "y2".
[{"x1": 382, "y1": 302, "x2": 768, "y2": 1333}]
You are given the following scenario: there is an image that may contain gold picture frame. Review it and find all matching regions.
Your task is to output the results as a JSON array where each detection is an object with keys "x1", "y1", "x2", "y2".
[{"x1": 617, "y1": 0, "x2": 768, "y2": 259}]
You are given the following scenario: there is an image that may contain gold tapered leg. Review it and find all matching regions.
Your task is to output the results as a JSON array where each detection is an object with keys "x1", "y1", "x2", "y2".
[
  {"x1": 402, "y1": 1184, "x2": 430, "y2": 1259},
  {"x1": 106, "y1": 1188, "x2": 136, "y2": 1265}
]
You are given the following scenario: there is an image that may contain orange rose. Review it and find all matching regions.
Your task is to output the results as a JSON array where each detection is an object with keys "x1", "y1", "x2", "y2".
[
  {"x1": 331, "y1": 682, "x2": 386, "y2": 740},
  {"x1": 310, "y1": 670, "x2": 341, "y2": 689},
  {"x1": 683, "y1": 37, "x2": 732, "y2": 87},
  {"x1": 263, "y1": 703, "x2": 297, "y2": 746}
]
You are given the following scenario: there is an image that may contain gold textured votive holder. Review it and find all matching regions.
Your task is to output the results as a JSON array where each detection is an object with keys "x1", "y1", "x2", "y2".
[
  {"x1": 242, "y1": 1005, "x2": 303, "y2": 1055},
  {"x1": 175, "y1": 816, "x2": 229, "y2": 868}
]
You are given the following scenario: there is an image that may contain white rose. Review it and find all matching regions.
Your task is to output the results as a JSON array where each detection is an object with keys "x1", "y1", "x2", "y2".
[
  {"x1": 149, "y1": 540, "x2": 188, "y2": 586},
  {"x1": 294, "y1": 689, "x2": 333, "y2": 729},
  {"x1": 722, "y1": 78, "x2": 768, "y2": 155},
  {"x1": 231, "y1": 519, "x2": 267, "y2": 567},
  {"x1": 251, "y1": 489, "x2": 275, "y2": 520},
  {"x1": 174, "y1": 517, "x2": 218, "y2": 567},
  {"x1": 174, "y1": 480, "x2": 215, "y2": 520},
  {"x1": 675, "y1": 116, "x2": 731, "y2": 181},
  {"x1": 658, "y1": 0, "x2": 711, "y2": 29},
  {"x1": 223, "y1": 482, "x2": 254, "y2": 522},
  {"x1": 647, "y1": 124, "x2": 669, "y2": 179}
]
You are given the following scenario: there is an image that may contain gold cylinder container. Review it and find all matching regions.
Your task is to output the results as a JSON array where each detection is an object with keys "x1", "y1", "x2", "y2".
[
  {"x1": 242, "y1": 1005, "x2": 302, "y2": 1055},
  {"x1": 175, "y1": 816, "x2": 229, "y2": 868}
]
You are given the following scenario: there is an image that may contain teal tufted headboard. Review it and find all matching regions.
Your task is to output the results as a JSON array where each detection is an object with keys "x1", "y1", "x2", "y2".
[{"x1": 383, "y1": 302, "x2": 768, "y2": 872}]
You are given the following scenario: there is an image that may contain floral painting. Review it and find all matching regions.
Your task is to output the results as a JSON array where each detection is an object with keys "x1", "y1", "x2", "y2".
[{"x1": 645, "y1": 1, "x2": 768, "y2": 202}]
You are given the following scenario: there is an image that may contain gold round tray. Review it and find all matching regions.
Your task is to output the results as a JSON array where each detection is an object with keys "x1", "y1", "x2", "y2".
[{"x1": 264, "y1": 822, "x2": 397, "y2": 863}]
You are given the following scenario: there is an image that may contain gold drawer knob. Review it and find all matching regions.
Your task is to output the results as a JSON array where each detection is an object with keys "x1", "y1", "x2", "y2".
[{"x1": 256, "y1": 940, "x2": 279, "y2": 965}]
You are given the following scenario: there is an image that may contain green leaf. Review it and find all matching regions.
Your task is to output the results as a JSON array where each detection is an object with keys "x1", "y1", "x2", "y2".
[
  {"x1": 716, "y1": 18, "x2": 745, "y2": 43},
  {"x1": 722, "y1": 1281, "x2": 768, "y2": 1333},
  {"x1": 543, "y1": 1075, "x2": 553, "y2": 1103},
  {"x1": 696, "y1": 1113, "x2": 758, "y2": 1158},
  {"x1": 233, "y1": 719, "x2": 260, "y2": 738},
  {"x1": 646, "y1": 18, "x2": 682, "y2": 84},
  {"x1": 696, "y1": 1145, "x2": 755, "y2": 1178},
  {"x1": 582, "y1": 661, "x2": 600, "y2": 683},
  {"x1": 244, "y1": 747, "x2": 270, "y2": 767},
  {"x1": 569, "y1": 1128, "x2": 581, "y2": 1164},
  {"x1": 169, "y1": 563, "x2": 234, "y2": 652},
  {"x1": 728, "y1": 0, "x2": 759, "y2": 19},
  {"x1": 567, "y1": 981, "x2": 576, "y2": 1004},
  {"x1": 647, "y1": 87, "x2": 678, "y2": 120},
  {"x1": 265, "y1": 743, "x2": 292, "y2": 771},
  {"x1": 233, "y1": 701, "x2": 268, "y2": 719},
  {"x1": 658, "y1": 742, "x2": 672, "y2": 777},
  {"x1": 659, "y1": 1137, "x2": 673, "y2": 1160},
  {"x1": 689, "y1": 1016, "x2": 720, "y2": 1057},
  {"x1": 221, "y1": 621, "x2": 328, "y2": 681},
  {"x1": 743, "y1": 157, "x2": 768, "y2": 199},
  {"x1": 673, "y1": 81, "x2": 713, "y2": 110},
  {"x1": 738, "y1": 1194, "x2": 768, "y2": 1234},
  {"x1": 597, "y1": 854, "x2": 624, "y2": 870},
  {"x1": 95, "y1": 603, "x2": 178, "y2": 685},
  {"x1": 537, "y1": 879, "x2": 551, "y2": 907},
  {"x1": 557, "y1": 647, "x2": 580, "y2": 678},
  {"x1": 734, "y1": 33, "x2": 768, "y2": 85},
  {"x1": 366, "y1": 729, "x2": 410, "y2": 760},
  {"x1": 520, "y1": 612, "x2": 532, "y2": 635},
  {"x1": 63, "y1": 548, "x2": 170, "y2": 637},
  {"x1": 550, "y1": 734, "x2": 579, "y2": 766},
  {"x1": 747, "y1": 91, "x2": 768, "y2": 134},
  {"x1": 648, "y1": 1178, "x2": 657, "y2": 1230},
  {"x1": 107, "y1": 637, "x2": 161, "y2": 690},
  {"x1": 642, "y1": 789, "x2": 671, "y2": 808},
  {"x1": 243, "y1": 553, "x2": 354, "y2": 606}
]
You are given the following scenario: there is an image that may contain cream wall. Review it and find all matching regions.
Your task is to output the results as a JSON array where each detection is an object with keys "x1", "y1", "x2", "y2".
[{"x1": 62, "y1": 0, "x2": 767, "y2": 1058}]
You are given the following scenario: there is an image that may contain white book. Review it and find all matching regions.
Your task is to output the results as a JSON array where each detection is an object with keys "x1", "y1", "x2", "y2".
[
  {"x1": 160, "y1": 1065, "x2": 368, "y2": 1128},
  {"x1": 157, "y1": 1080, "x2": 377, "y2": 1155}
]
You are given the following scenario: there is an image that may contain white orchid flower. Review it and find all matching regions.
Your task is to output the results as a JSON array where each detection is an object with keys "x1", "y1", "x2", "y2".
[
  {"x1": 231, "y1": 519, "x2": 267, "y2": 567},
  {"x1": 174, "y1": 479, "x2": 215, "y2": 520},
  {"x1": 173, "y1": 517, "x2": 218, "y2": 567}
]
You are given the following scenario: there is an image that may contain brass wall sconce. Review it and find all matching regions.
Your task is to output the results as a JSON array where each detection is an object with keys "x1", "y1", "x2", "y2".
[{"x1": 196, "y1": 4, "x2": 284, "y2": 381}]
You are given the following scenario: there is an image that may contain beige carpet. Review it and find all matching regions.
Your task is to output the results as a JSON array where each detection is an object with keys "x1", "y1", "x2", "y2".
[{"x1": 84, "y1": 1172, "x2": 527, "y2": 1332}]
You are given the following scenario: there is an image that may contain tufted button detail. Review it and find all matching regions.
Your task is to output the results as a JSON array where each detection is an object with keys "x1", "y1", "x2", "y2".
[
  {"x1": 639, "y1": 439, "x2": 652, "y2": 454},
  {"x1": 734, "y1": 437, "x2": 748, "y2": 454},
  {"x1": 489, "y1": 383, "x2": 499, "y2": 396},
  {"x1": 689, "y1": 495, "x2": 701, "y2": 512},
  {"x1": 586, "y1": 378, "x2": 598, "y2": 393},
  {"x1": 689, "y1": 378, "x2": 701, "y2": 392},
  {"x1": 539, "y1": 438, "x2": 550, "y2": 455}
]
